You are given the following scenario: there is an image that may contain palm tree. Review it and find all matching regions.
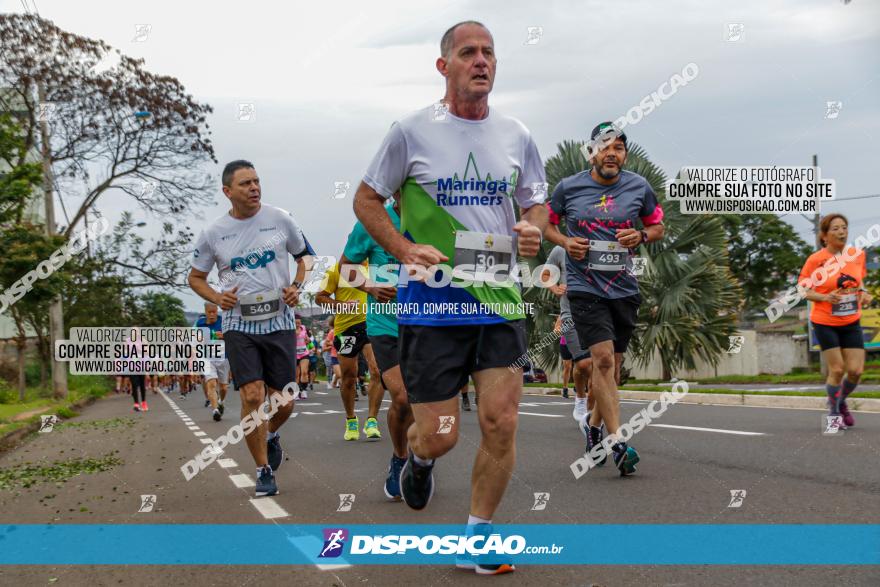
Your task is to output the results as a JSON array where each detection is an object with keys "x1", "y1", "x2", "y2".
[{"x1": 525, "y1": 140, "x2": 742, "y2": 380}]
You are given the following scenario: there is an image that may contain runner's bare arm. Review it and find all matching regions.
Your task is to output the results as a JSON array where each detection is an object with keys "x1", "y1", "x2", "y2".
[
  {"x1": 545, "y1": 222, "x2": 589, "y2": 260},
  {"x1": 188, "y1": 268, "x2": 238, "y2": 309},
  {"x1": 339, "y1": 254, "x2": 396, "y2": 302},
  {"x1": 353, "y1": 181, "x2": 447, "y2": 267},
  {"x1": 514, "y1": 204, "x2": 548, "y2": 257},
  {"x1": 282, "y1": 255, "x2": 311, "y2": 306},
  {"x1": 616, "y1": 223, "x2": 664, "y2": 248}
]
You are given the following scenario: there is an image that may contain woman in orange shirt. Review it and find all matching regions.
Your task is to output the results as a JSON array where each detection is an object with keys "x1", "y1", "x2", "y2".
[{"x1": 798, "y1": 214, "x2": 873, "y2": 427}]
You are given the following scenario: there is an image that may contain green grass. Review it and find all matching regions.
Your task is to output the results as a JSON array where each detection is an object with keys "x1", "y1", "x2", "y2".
[{"x1": 0, "y1": 375, "x2": 113, "y2": 438}]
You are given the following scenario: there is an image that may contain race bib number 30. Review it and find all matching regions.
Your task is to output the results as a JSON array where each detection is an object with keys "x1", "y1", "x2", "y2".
[
  {"x1": 831, "y1": 294, "x2": 858, "y2": 317},
  {"x1": 588, "y1": 240, "x2": 628, "y2": 272},
  {"x1": 239, "y1": 290, "x2": 282, "y2": 322},
  {"x1": 453, "y1": 231, "x2": 513, "y2": 282}
]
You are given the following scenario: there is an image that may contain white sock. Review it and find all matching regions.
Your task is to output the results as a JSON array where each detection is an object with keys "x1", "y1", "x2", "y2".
[
  {"x1": 267, "y1": 431, "x2": 279, "y2": 440},
  {"x1": 575, "y1": 397, "x2": 586, "y2": 406},
  {"x1": 467, "y1": 514, "x2": 491, "y2": 526},
  {"x1": 412, "y1": 453, "x2": 434, "y2": 467}
]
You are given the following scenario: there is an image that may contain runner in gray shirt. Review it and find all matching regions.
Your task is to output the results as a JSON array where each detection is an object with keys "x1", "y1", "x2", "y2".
[
  {"x1": 546, "y1": 122, "x2": 665, "y2": 477},
  {"x1": 544, "y1": 245, "x2": 592, "y2": 421}
]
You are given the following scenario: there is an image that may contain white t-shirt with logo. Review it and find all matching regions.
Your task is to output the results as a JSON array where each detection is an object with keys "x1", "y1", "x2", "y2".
[
  {"x1": 191, "y1": 204, "x2": 313, "y2": 334},
  {"x1": 362, "y1": 104, "x2": 546, "y2": 326}
]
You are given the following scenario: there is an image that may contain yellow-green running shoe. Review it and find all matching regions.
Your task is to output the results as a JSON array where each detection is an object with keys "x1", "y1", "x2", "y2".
[
  {"x1": 344, "y1": 417, "x2": 359, "y2": 441},
  {"x1": 364, "y1": 417, "x2": 381, "y2": 440}
]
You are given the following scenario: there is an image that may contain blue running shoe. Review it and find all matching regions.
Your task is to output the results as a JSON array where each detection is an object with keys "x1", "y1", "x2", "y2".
[
  {"x1": 255, "y1": 465, "x2": 278, "y2": 497},
  {"x1": 612, "y1": 442, "x2": 640, "y2": 476},
  {"x1": 267, "y1": 434, "x2": 283, "y2": 471},
  {"x1": 384, "y1": 454, "x2": 407, "y2": 501},
  {"x1": 399, "y1": 451, "x2": 434, "y2": 511},
  {"x1": 455, "y1": 523, "x2": 515, "y2": 575}
]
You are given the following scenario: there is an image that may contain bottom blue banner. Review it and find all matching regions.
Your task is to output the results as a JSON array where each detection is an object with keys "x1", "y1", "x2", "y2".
[{"x1": 0, "y1": 524, "x2": 877, "y2": 565}]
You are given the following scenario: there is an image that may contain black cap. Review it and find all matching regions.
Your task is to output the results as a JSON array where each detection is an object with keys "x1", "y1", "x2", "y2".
[{"x1": 590, "y1": 122, "x2": 627, "y2": 149}]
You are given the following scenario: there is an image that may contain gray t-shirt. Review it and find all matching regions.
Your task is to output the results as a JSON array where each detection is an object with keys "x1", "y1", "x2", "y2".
[
  {"x1": 549, "y1": 170, "x2": 662, "y2": 299},
  {"x1": 545, "y1": 245, "x2": 571, "y2": 319}
]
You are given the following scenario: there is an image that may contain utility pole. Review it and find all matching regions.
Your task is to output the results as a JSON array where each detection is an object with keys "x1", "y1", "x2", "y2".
[
  {"x1": 37, "y1": 83, "x2": 68, "y2": 399},
  {"x1": 811, "y1": 153, "x2": 827, "y2": 376},
  {"x1": 812, "y1": 154, "x2": 821, "y2": 247}
]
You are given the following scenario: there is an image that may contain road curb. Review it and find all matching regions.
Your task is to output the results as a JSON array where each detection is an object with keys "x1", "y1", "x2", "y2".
[
  {"x1": 526, "y1": 387, "x2": 880, "y2": 413},
  {"x1": 0, "y1": 395, "x2": 99, "y2": 453}
]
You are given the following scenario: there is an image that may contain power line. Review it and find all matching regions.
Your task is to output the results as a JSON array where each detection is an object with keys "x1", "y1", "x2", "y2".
[{"x1": 834, "y1": 193, "x2": 880, "y2": 202}]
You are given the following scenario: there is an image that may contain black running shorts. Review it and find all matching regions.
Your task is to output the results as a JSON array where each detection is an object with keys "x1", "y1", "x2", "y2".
[
  {"x1": 812, "y1": 321, "x2": 864, "y2": 351},
  {"x1": 223, "y1": 329, "x2": 297, "y2": 391},
  {"x1": 333, "y1": 322, "x2": 370, "y2": 358},
  {"x1": 370, "y1": 334, "x2": 399, "y2": 373},
  {"x1": 568, "y1": 292, "x2": 641, "y2": 353},
  {"x1": 399, "y1": 321, "x2": 527, "y2": 404}
]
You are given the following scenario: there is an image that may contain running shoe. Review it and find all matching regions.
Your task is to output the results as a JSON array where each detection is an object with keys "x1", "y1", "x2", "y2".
[
  {"x1": 132, "y1": 403, "x2": 141, "y2": 412},
  {"x1": 572, "y1": 397, "x2": 587, "y2": 421},
  {"x1": 827, "y1": 400, "x2": 847, "y2": 429},
  {"x1": 455, "y1": 523, "x2": 515, "y2": 575},
  {"x1": 255, "y1": 465, "x2": 278, "y2": 497},
  {"x1": 204, "y1": 399, "x2": 210, "y2": 408},
  {"x1": 582, "y1": 419, "x2": 607, "y2": 467},
  {"x1": 612, "y1": 442, "x2": 640, "y2": 476},
  {"x1": 344, "y1": 417, "x2": 359, "y2": 441},
  {"x1": 267, "y1": 434, "x2": 283, "y2": 471},
  {"x1": 212, "y1": 408, "x2": 222, "y2": 422},
  {"x1": 399, "y1": 451, "x2": 434, "y2": 511},
  {"x1": 562, "y1": 387, "x2": 569, "y2": 399},
  {"x1": 359, "y1": 383, "x2": 368, "y2": 396},
  {"x1": 308, "y1": 383, "x2": 314, "y2": 391},
  {"x1": 179, "y1": 394, "x2": 186, "y2": 400},
  {"x1": 384, "y1": 454, "x2": 407, "y2": 501},
  {"x1": 141, "y1": 401, "x2": 148, "y2": 412},
  {"x1": 364, "y1": 417, "x2": 381, "y2": 440},
  {"x1": 462, "y1": 394, "x2": 471, "y2": 412},
  {"x1": 218, "y1": 402, "x2": 225, "y2": 415},
  {"x1": 840, "y1": 401, "x2": 855, "y2": 427},
  {"x1": 301, "y1": 389, "x2": 308, "y2": 400}
]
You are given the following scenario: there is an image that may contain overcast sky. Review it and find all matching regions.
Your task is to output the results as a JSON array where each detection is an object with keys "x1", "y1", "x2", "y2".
[{"x1": 4, "y1": 0, "x2": 879, "y2": 311}]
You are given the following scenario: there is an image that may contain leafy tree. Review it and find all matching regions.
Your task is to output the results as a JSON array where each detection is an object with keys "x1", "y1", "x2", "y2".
[
  {"x1": 719, "y1": 215, "x2": 811, "y2": 313},
  {"x1": 0, "y1": 225, "x2": 66, "y2": 397},
  {"x1": 0, "y1": 13, "x2": 215, "y2": 285},
  {"x1": 128, "y1": 292, "x2": 188, "y2": 327}
]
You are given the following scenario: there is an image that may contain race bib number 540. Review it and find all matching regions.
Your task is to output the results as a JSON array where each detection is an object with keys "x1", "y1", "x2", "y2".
[{"x1": 239, "y1": 290, "x2": 282, "y2": 322}]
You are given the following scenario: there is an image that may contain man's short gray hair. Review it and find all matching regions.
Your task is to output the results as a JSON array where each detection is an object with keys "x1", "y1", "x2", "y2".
[{"x1": 440, "y1": 20, "x2": 490, "y2": 59}]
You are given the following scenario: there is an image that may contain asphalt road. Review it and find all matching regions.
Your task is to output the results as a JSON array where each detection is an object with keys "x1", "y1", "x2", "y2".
[{"x1": 1, "y1": 385, "x2": 878, "y2": 586}]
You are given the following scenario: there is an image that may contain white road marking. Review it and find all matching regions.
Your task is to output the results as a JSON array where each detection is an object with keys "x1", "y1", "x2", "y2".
[
  {"x1": 194, "y1": 431, "x2": 207, "y2": 437},
  {"x1": 229, "y1": 474, "x2": 256, "y2": 488},
  {"x1": 249, "y1": 497, "x2": 289, "y2": 519},
  {"x1": 217, "y1": 459, "x2": 237, "y2": 468},
  {"x1": 649, "y1": 423, "x2": 766, "y2": 436},
  {"x1": 199, "y1": 438, "x2": 214, "y2": 444},
  {"x1": 187, "y1": 426, "x2": 200, "y2": 431},
  {"x1": 518, "y1": 411, "x2": 564, "y2": 418}
]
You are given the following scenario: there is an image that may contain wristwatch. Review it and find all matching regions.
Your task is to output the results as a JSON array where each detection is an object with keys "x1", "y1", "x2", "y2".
[
  {"x1": 640, "y1": 230, "x2": 649, "y2": 244},
  {"x1": 292, "y1": 280, "x2": 303, "y2": 289}
]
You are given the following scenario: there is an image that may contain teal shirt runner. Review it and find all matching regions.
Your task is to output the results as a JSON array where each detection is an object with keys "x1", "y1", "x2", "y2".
[{"x1": 342, "y1": 203, "x2": 401, "y2": 338}]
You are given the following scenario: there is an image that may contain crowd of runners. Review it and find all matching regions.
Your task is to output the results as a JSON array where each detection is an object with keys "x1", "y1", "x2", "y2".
[{"x1": 113, "y1": 20, "x2": 871, "y2": 576}]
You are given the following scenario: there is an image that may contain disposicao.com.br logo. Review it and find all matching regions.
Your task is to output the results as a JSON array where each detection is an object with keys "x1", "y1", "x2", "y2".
[{"x1": 319, "y1": 528, "x2": 562, "y2": 557}]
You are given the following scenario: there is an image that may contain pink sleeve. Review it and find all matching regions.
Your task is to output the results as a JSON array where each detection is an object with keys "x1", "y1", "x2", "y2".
[
  {"x1": 640, "y1": 204, "x2": 664, "y2": 226},
  {"x1": 547, "y1": 202, "x2": 561, "y2": 226}
]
